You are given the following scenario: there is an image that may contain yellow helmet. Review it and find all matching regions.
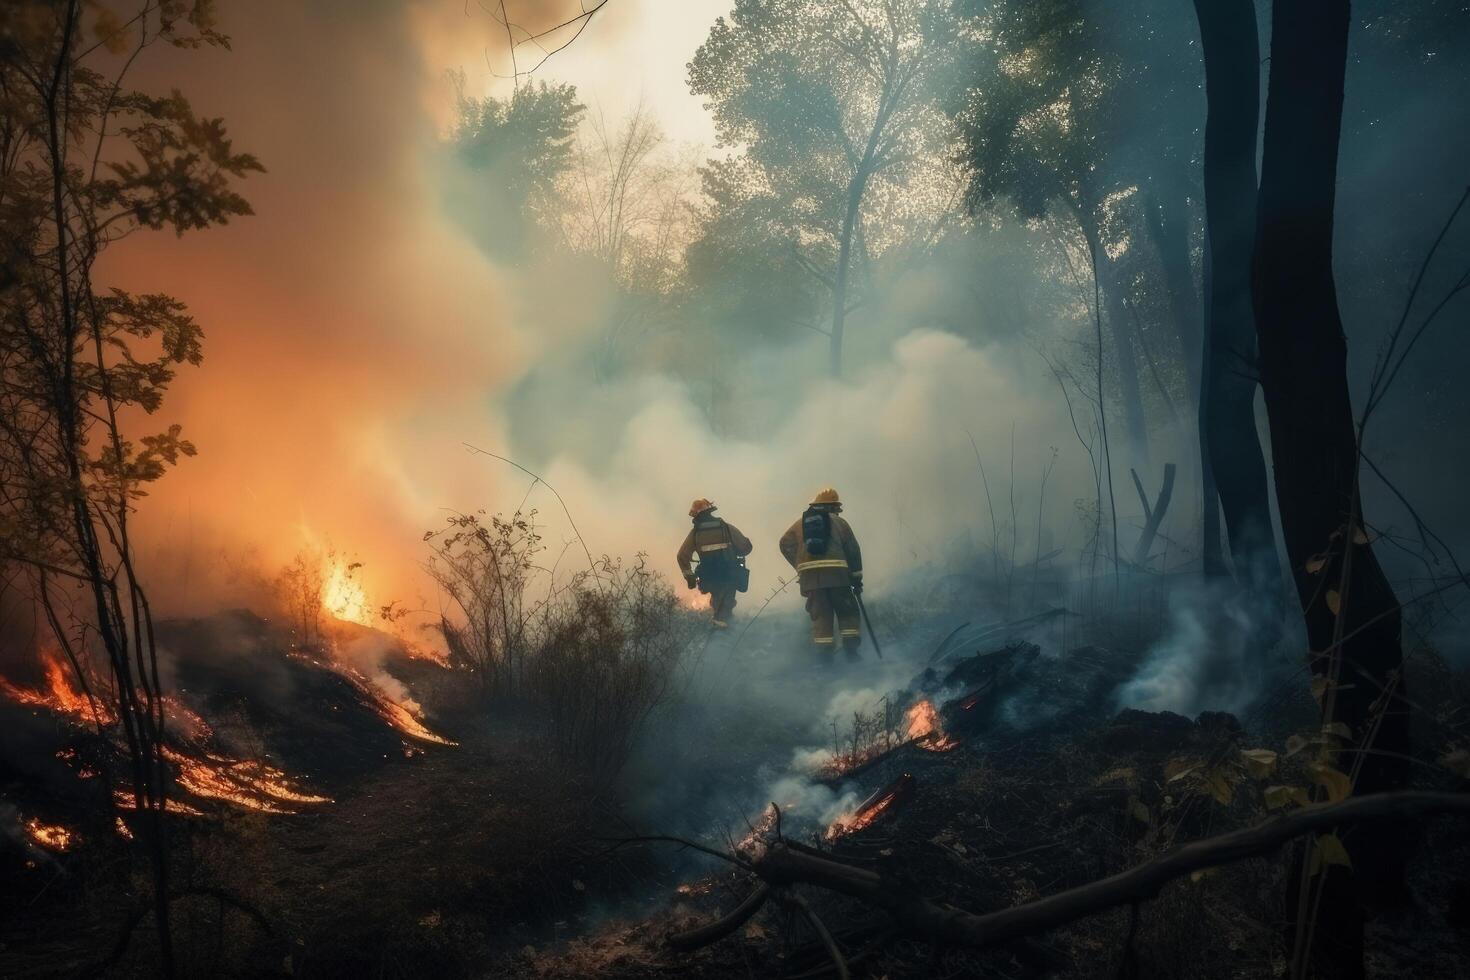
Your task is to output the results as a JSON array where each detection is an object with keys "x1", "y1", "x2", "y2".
[
  {"x1": 810, "y1": 487, "x2": 841, "y2": 506},
  {"x1": 689, "y1": 498, "x2": 716, "y2": 517}
]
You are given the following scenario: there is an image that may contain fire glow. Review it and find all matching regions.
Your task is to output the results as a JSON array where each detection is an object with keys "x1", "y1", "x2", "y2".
[
  {"x1": 24, "y1": 817, "x2": 76, "y2": 852},
  {"x1": 4, "y1": 649, "x2": 333, "y2": 818},
  {"x1": 289, "y1": 651, "x2": 456, "y2": 746},
  {"x1": 825, "y1": 773, "x2": 917, "y2": 840},
  {"x1": 323, "y1": 560, "x2": 372, "y2": 627},
  {"x1": 905, "y1": 699, "x2": 959, "y2": 752},
  {"x1": 0, "y1": 650, "x2": 114, "y2": 726}
]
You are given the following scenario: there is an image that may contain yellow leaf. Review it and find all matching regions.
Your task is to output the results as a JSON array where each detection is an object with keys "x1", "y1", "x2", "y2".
[
  {"x1": 1309, "y1": 763, "x2": 1352, "y2": 803},
  {"x1": 1204, "y1": 767, "x2": 1239, "y2": 806},
  {"x1": 1310, "y1": 676, "x2": 1329, "y2": 705},
  {"x1": 1128, "y1": 797, "x2": 1151, "y2": 826},
  {"x1": 1321, "y1": 721, "x2": 1352, "y2": 740},
  {"x1": 1240, "y1": 748, "x2": 1278, "y2": 779},
  {"x1": 1326, "y1": 590, "x2": 1341, "y2": 615},
  {"x1": 1310, "y1": 833, "x2": 1352, "y2": 876},
  {"x1": 1285, "y1": 734, "x2": 1311, "y2": 758},
  {"x1": 1306, "y1": 556, "x2": 1327, "y2": 574},
  {"x1": 1167, "y1": 762, "x2": 1203, "y2": 784},
  {"x1": 1439, "y1": 749, "x2": 1470, "y2": 779},
  {"x1": 1190, "y1": 867, "x2": 1218, "y2": 883},
  {"x1": 1352, "y1": 526, "x2": 1369, "y2": 545},
  {"x1": 1264, "y1": 785, "x2": 1310, "y2": 810}
]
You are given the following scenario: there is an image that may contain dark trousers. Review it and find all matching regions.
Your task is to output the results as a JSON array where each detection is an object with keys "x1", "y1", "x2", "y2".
[{"x1": 806, "y1": 587, "x2": 860, "y2": 648}]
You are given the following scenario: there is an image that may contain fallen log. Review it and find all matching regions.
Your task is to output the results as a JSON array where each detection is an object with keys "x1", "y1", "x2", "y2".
[
  {"x1": 662, "y1": 791, "x2": 1470, "y2": 954},
  {"x1": 826, "y1": 773, "x2": 917, "y2": 840},
  {"x1": 667, "y1": 883, "x2": 770, "y2": 951}
]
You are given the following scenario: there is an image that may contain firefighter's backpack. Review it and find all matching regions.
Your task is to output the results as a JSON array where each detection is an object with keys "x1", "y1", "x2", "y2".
[{"x1": 802, "y1": 507, "x2": 831, "y2": 557}]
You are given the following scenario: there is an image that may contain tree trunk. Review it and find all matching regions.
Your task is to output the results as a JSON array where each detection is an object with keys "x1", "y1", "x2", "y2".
[
  {"x1": 1191, "y1": 0, "x2": 1285, "y2": 599},
  {"x1": 1074, "y1": 201, "x2": 1150, "y2": 466},
  {"x1": 829, "y1": 175, "x2": 866, "y2": 377},
  {"x1": 1255, "y1": 0, "x2": 1409, "y2": 971},
  {"x1": 1199, "y1": 239, "x2": 1227, "y2": 576},
  {"x1": 1143, "y1": 176, "x2": 1203, "y2": 398},
  {"x1": 1100, "y1": 253, "x2": 1151, "y2": 467}
]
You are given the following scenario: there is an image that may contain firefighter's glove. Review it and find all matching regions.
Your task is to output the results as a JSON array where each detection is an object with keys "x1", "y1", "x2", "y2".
[
  {"x1": 851, "y1": 579, "x2": 864, "y2": 596},
  {"x1": 684, "y1": 572, "x2": 697, "y2": 590}
]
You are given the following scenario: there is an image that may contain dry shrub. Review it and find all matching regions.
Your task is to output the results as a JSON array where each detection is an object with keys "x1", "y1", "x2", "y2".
[
  {"x1": 426, "y1": 511, "x2": 539, "y2": 700},
  {"x1": 530, "y1": 557, "x2": 693, "y2": 790},
  {"x1": 427, "y1": 509, "x2": 694, "y2": 788}
]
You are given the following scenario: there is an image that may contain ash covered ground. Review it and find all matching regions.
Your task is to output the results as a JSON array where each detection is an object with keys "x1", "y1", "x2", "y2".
[{"x1": 5, "y1": 571, "x2": 1470, "y2": 979}]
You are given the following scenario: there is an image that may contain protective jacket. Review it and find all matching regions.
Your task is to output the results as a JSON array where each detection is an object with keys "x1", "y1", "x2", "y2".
[
  {"x1": 677, "y1": 515, "x2": 753, "y2": 583},
  {"x1": 779, "y1": 510, "x2": 863, "y2": 596}
]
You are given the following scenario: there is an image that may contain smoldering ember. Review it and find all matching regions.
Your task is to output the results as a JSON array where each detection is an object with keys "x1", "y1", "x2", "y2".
[{"x1": 3, "y1": 3, "x2": 1470, "y2": 979}]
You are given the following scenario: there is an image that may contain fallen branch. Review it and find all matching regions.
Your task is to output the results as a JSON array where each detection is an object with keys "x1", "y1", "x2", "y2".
[
  {"x1": 779, "y1": 891, "x2": 850, "y2": 980},
  {"x1": 667, "y1": 883, "x2": 770, "y2": 951},
  {"x1": 665, "y1": 791, "x2": 1469, "y2": 954}
]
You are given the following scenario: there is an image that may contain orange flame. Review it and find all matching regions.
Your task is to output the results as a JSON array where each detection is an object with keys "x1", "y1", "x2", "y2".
[
  {"x1": 1, "y1": 649, "x2": 114, "y2": 726},
  {"x1": 25, "y1": 817, "x2": 76, "y2": 852},
  {"x1": 825, "y1": 791, "x2": 901, "y2": 840},
  {"x1": 162, "y1": 746, "x2": 332, "y2": 814},
  {"x1": 905, "y1": 699, "x2": 958, "y2": 752},
  {"x1": 323, "y1": 560, "x2": 372, "y2": 626},
  {"x1": 290, "y1": 651, "x2": 456, "y2": 746}
]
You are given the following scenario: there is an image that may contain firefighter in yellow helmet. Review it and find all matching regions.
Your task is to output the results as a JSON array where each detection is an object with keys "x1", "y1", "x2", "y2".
[
  {"x1": 779, "y1": 487, "x2": 864, "y2": 659},
  {"x1": 676, "y1": 498, "x2": 753, "y2": 628}
]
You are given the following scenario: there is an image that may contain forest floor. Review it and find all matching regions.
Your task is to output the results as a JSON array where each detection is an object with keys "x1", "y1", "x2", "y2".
[{"x1": 4, "y1": 592, "x2": 1470, "y2": 979}]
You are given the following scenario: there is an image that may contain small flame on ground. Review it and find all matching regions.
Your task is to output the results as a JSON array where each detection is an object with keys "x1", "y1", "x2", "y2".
[
  {"x1": 1, "y1": 649, "x2": 115, "y2": 726},
  {"x1": 113, "y1": 789, "x2": 208, "y2": 818},
  {"x1": 291, "y1": 651, "x2": 456, "y2": 746},
  {"x1": 678, "y1": 588, "x2": 708, "y2": 612},
  {"x1": 825, "y1": 791, "x2": 900, "y2": 840},
  {"x1": 905, "y1": 699, "x2": 959, "y2": 752},
  {"x1": 25, "y1": 817, "x2": 76, "y2": 852},
  {"x1": 114, "y1": 817, "x2": 134, "y2": 840},
  {"x1": 162, "y1": 746, "x2": 331, "y2": 814}
]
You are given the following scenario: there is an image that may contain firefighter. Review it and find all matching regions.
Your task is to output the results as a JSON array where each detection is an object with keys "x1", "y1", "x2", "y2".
[
  {"x1": 779, "y1": 487, "x2": 864, "y2": 659},
  {"x1": 676, "y1": 498, "x2": 753, "y2": 628}
]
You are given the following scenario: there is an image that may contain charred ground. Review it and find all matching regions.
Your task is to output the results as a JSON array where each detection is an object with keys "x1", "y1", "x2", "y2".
[{"x1": 5, "y1": 575, "x2": 1469, "y2": 979}]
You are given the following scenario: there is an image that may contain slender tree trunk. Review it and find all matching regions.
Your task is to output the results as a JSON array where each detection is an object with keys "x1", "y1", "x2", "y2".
[
  {"x1": 829, "y1": 175, "x2": 866, "y2": 377},
  {"x1": 1199, "y1": 239, "x2": 1227, "y2": 575},
  {"x1": 1144, "y1": 175, "x2": 1203, "y2": 398},
  {"x1": 1191, "y1": 0, "x2": 1284, "y2": 599},
  {"x1": 1255, "y1": 0, "x2": 1409, "y2": 972},
  {"x1": 1074, "y1": 201, "x2": 1150, "y2": 466}
]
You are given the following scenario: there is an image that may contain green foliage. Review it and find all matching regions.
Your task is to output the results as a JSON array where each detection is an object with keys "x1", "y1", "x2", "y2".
[
  {"x1": 687, "y1": 0, "x2": 962, "y2": 351},
  {"x1": 0, "y1": 0, "x2": 257, "y2": 581},
  {"x1": 442, "y1": 76, "x2": 584, "y2": 262}
]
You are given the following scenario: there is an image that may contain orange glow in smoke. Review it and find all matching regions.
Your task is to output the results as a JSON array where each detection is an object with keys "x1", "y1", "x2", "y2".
[{"x1": 323, "y1": 560, "x2": 373, "y2": 626}]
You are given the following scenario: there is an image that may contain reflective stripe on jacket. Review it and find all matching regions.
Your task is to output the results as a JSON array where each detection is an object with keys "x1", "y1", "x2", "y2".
[
  {"x1": 677, "y1": 517, "x2": 753, "y2": 576},
  {"x1": 779, "y1": 511, "x2": 862, "y2": 595}
]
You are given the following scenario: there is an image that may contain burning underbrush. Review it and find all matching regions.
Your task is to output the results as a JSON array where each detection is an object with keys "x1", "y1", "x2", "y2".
[
  {"x1": 505, "y1": 626, "x2": 1470, "y2": 980},
  {"x1": 0, "y1": 609, "x2": 457, "y2": 871}
]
